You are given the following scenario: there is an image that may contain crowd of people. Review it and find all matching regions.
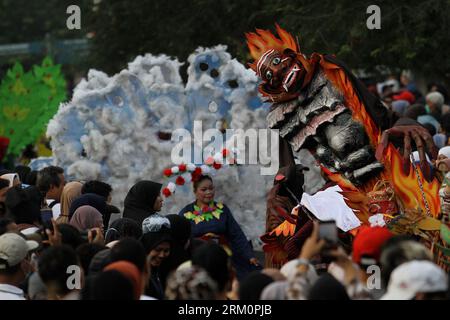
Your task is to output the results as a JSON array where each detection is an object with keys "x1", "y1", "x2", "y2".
[
  {"x1": 0, "y1": 160, "x2": 449, "y2": 300},
  {"x1": 0, "y1": 70, "x2": 449, "y2": 301}
]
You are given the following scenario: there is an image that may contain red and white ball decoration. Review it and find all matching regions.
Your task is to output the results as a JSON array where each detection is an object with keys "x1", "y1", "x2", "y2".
[{"x1": 161, "y1": 148, "x2": 238, "y2": 197}]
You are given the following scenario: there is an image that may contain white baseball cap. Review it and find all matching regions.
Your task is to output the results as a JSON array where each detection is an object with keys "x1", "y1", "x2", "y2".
[
  {"x1": 381, "y1": 260, "x2": 448, "y2": 300},
  {"x1": 0, "y1": 233, "x2": 39, "y2": 269}
]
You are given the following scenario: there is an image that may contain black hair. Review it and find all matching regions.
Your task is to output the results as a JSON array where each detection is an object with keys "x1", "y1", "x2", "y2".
[
  {"x1": 76, "y1": 243, "x2": 106, "y2": 276},
  {"x1": 422, "y1": 122, "x2": 436, "y2": 136},
  {"x1": 83, "y1": 270, "x2": 134, "y2": 300},
  {"x1": 81, "y1": 180, "x2": 112, "y2": 199},
  {"x1": 379, "y1": 235, "x2": 427, "y2": 288},
  {"x1": 238, "y1": 271, "x2": 274, "y2": 300},
  {"x1": 26, "y1": 170, "x2": 38, "y2": 186},
  {"x1": 0, "y1": 217, "x2": 14, "y2": 236},
  {"x1": 14, "y1": 165, "x2": 31, "y2": 184},
  {"x1": 193, "y1": 175, "x2": 213, "y2": 192},
  {"x1": 36, "y1": 166, "x2": 64, "y2": 194},
  {"x1": 58, "y1": 223, "x2": 85, "y2": 249},
  {"x1": 0, "y1": 178, "x2": 10, "y2": 190},
  {"x1": 191, "y1": 242, "x2": 230, "y2": 292},
  {"x1": 104, "y1": 218, "x2": 142, "y2": 244},
  {"x1": 441, "y1": 113, "x2": 450, "y2": 134},
  {"x1": 404, "y1": 104, "x2": 426, "y2": 120},
  {"x1": 109, "y1": 237, "x2": 146, "y2": 272},
  {"x1": 38, "y1": 245, "x2": 79, "y2": 296},
  {"x1": 5, "y1": 186, "x2": 42, "y2": 225},
  {"x1": 0, "y1": 259, "x2": 21, "y2": 276}
]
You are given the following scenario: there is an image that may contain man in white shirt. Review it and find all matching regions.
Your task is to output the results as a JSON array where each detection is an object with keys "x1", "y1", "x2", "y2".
[
  {"x1": 36, "y1": 166, "x2": 65, "y2": 220},
  {"x1": 0, "y1": 233, "x2": 39, "y2": 300}
]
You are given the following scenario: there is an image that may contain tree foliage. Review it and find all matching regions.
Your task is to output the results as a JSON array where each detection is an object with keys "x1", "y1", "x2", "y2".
[{"x1": 87, "y1": 0, "x2": 450, "y2": 84}]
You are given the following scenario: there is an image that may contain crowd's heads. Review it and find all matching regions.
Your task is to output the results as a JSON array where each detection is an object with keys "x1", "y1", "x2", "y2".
[
  {"x1": 192, "y1": 242, "x2": 231, "y2": 293},
  {"x1": 36, "y1": 166, "x2": 65, "y2": 200},
  {"x1": 60, "y1": 181, "x2": 83, "y2": 217},
  {"x1": 109, "y1": 238, "x2": 147, "y2": 273},
  {"x1": 69, "y1": 205, "x2": 104, "y2": 232},
  {"x1": 57, "y1": 223, "x2": 84, "y2": 250},
  {"x1": 0, "y1": 178, "x2": 9, "y2": 203},
  {"x1": 165, "y1": 214, "x2": 191, "y2": 247},
  {"x1": 141, "y1": 233, "x2": 171, "y2": 268},
  {"x1": 38, "y1": 245, "x2": 81, "y2": 298},
  {"x1": 105, "y1": 218, "x2": 142, "y2": 244},
  {"x1": 0, "y1": 217, "x2": 17, "y2": 236},
  {"x1": 381, "y1": 260, "x2": 448, "y2": 300},
  {"x1": 379, "y1": 236, "x2": 432, "y2": 288},
  {"x1": 308, "y1": 273, "x2": 350, "y2": 300},
  {"x1": 238, "y1": 271, "x2": 274, "y2": 300},
  {"x1": 166, "y1": 265, "x2": 218, "y2": 300},
  {"x1": 86, "y1": 270, "x2": 135, "y2": 300},
  {"x1": 426, "y1": 91, "x2": 445, "y2": 112},
  {"x1": 76, "y1": 243, "x2": 106, "y2": 276},
  {"x1": 352, "y1": 226, "x2": 393, "y2": 268},
  {"x1": 124, "y1": 180, "x2": 163, "y2": 212},
  {"x1": 81, "y1": 180, "x2": 113, "y2": 202},
  {"x1": 0, "y1": 173, "x2": 21, "y2": 188},
  {"x1": 104, "y1": 261, "x2": 142, "y2": 299},
  {"x1": 4, "y1": 186, "x2": 42, "y2": 225},
  {"x1": 0, "y1": 233, "x2": 38, "y2": 279}
]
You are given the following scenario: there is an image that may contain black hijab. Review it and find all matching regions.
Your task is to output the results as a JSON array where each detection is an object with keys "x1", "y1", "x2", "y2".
[{"x1": 123, "y1": 180, "x2": 162, "y2": 225}]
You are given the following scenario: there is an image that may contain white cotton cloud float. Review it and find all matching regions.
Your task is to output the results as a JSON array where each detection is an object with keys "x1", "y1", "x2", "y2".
[{"x1": 47, "y1": 46, "x2": 323, "y2": 249}]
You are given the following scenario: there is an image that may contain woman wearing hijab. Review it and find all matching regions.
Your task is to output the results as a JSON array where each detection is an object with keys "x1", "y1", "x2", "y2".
[
  {"x1": 178, "y1": 175, "x2": 259, "y2": 281},
  {"x1": 69, "y1": 205, "x2": 104, "y2": 232},
  {"x1": 57, "y1": 181, "x2": 83, "y2": 224},
  {"x1": 123, "y1": 180, "x2": 163, "y2": 225},
  {"x1": 140, "y1": 215, "x2": 172, "y2": 300},
  {"x1": 69, "y1": 193, "x2": 110, "y2": 228},
  {"x1": 159, "y1": 214, "x2": 192, "y2": 288},
  {"x1": 0, "y1": 178, "x2": 9, "y2": 217},
  {"x1": 104, "y1": 218, "x2": 142, "y2": 244},
  {"x1": 0, "y1": 173, "x2": 21, "y2": 187}
]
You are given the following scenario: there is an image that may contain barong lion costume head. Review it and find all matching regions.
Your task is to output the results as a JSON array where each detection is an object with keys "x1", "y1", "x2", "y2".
[{"x1": 246, "y1": 24, "x2": 317, "y2": 103}]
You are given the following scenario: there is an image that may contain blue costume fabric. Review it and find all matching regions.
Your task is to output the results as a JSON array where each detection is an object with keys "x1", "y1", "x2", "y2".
[{"x1": 178, "y1": 201, "x2": 260, "y2": 280}]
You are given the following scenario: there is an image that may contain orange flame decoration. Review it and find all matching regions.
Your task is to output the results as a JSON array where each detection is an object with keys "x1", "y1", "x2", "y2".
[
  {"x1": 324, "y1": 143, "x2": 441, "y2": 223},
  {"x1": 245, "y1": 24, "x2": 299, "y2": 72},
  {"x1": 383, "y1": 144, "x2": 440, "y2": 218}
]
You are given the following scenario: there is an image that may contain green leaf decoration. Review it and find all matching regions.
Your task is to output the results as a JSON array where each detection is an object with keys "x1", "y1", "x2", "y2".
[
  {"x1": 0, "y1": 57, "x2": 66, "y2": 156},
  {"x1": 193, "y1": 205, "x2": 201, "y2": 211}
]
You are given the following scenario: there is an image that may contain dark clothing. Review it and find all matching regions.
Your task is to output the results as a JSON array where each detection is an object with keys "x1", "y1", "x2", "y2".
[
  {"x1": 178, "y1": 201, "x2": 257, "y2": 280},
  {"x1": 159, "y1": 215, "x2": 192, "y2": 288},
  {"x1": 69, "y1": 193, "x2": 110, "y2": 228},
  {"x1": 123, "y1": 181, "x2": 162, "y2": 226},
  {"x1": 145, "y1": 268, "x2": 164, "y2": 300}
]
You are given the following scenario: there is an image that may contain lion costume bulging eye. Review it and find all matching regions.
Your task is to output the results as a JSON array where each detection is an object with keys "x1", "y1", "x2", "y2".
[
  {"x1": 272, "y1": 57, "x2": 281, "y2": 65},
  {"x1": 265, "y1": 70, "x2": 273, "y2": 80}
]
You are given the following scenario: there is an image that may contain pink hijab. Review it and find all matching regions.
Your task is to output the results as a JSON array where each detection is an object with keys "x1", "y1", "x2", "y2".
[{"x1": 69, "y1": 205, "x2": 103, "y2": 231}]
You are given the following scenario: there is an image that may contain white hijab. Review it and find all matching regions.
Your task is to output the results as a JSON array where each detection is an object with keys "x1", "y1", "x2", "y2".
[
  {"x1": 0, "y1": 173, "x2": 19, "y2": 187},
  {"x1": 438, "y1": 146, "x2": 450, "y2": 159}
]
